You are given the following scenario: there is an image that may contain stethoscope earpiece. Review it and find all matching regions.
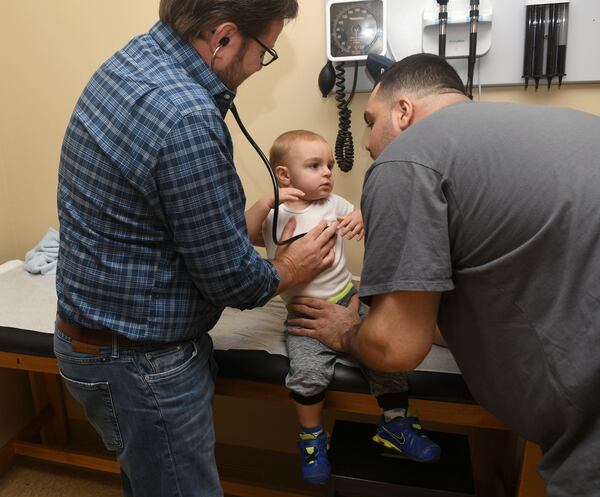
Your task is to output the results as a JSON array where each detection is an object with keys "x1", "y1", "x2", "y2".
[{"x1": 211, "y1": 36, "x2": 231, "y2": 69}]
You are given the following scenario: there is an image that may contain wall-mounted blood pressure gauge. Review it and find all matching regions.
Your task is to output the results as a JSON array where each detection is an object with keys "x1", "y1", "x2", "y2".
[{"x1": 326, "y1": 0, "x2": 386, "y2": 62}]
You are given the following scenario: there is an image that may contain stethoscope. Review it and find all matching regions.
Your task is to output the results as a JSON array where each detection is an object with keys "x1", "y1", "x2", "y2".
[{"x1": 212, "y1": 39, "x2": 305, "y2": 246}]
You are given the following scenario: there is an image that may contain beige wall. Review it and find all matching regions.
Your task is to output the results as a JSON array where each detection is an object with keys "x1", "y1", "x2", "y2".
[{"x1": 0, "y1": 1, "x2": 158, "y2": 264}]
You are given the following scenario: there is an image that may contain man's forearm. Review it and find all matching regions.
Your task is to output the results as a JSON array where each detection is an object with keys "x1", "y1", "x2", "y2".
[
  {"x1": 343, "y1": 318, "x2": 400, "y2": 371},
  {"x1": 347, "y1": 293, "x2": 438, "y2": 373},
  {"x1": 286, "y1": 292, "x2": 437, "y2": 371}
]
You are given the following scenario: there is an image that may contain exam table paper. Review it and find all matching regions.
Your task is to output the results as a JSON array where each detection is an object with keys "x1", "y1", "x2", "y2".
[{"x1": 0, "y1": 260, "x2": 459, "y2": 374}]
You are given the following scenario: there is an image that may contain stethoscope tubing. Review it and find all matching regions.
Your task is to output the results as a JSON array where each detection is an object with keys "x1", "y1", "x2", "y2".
[{"x1": 230, "y1": 104, "x2": 306, "y2": 245}]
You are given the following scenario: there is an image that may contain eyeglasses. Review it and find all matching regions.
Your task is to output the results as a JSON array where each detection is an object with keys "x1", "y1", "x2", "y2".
[{"x1": 249, "y1": 35, "x2": 279, "y2": 66}]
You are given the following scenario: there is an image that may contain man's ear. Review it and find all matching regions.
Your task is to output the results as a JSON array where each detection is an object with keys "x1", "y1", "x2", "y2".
[
  {"x1": 209, "y1": 22, "x2": 239, "y2": 51},
  {"x1": 392, "y1": 97, "x2": 415, "y2": 132},
  {"x1": 275, "y1": 165, "x2": 291, "y2": 186}
]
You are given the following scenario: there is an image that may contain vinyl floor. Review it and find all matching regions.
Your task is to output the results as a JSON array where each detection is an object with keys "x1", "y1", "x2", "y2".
[{"x1": 0, "y1": 458, "x2": 122, "y2": 497}]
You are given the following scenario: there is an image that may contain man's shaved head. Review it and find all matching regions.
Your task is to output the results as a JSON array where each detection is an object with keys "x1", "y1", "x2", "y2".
[{"x1": 376, "y1": 53, "x2": 466, "y2": 102}]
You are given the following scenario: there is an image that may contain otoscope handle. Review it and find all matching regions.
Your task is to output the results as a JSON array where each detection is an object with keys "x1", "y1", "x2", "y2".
[
  {"x1": 523, "y1": 4, "x2": 535, "y2": 86},
  {"x1": 466, "y1": 31, "x2": 477, "y2": 98},
  {"x1": 556, "y1": 3, "x2": 568, "y2": 86},
  {"x1": 465, "y1": 0, "x2": 479, "y2": 99},
  {"x1": 469, "y1": 31, "x2": 477, "y2": 54},
  {"x1": 439, "y1": 33, "x2": 446, "y2": 58},
  {"x1": 438, "y1": 7, "x2": 447, "y2": 58}
]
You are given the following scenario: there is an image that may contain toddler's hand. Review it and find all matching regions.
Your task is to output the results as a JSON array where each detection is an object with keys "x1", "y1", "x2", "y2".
[
  {"x1": 337, "y1": 209, "x2": 364, "y2": 241},
  {"x1": 270, "y1": 188, "x2": 305, "y2": 208}
]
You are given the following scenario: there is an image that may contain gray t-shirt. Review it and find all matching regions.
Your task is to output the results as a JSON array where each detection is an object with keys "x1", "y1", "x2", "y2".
[{"x1": 360, "y1": 102, "x2": 600, "y2": 495}]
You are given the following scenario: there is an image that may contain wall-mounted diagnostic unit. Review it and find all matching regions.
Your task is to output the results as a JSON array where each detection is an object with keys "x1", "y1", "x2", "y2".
[
  {"x1": 320, "y1": 0, "x2": 387, "y2": 171},
  {"x1": 320, "y1": 0, "x2": 600, "y2": 95},
  {"x1": 422, "y1": 1, "x2": 493, "y2": 59},
  {"x1": 522, "y1": 1, "x2": 570, "y2": 90},
  {"x1": 319, "y1": 0, "x2": 599, "y2": 170},
  {"x1": 326, "y1": 0, "x2": 387, "y2": 62}
]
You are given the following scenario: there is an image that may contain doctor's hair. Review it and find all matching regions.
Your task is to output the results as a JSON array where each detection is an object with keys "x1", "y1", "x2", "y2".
[
  {"x1": 159, "y1": 0, "x2": 298, "y2": 42},
  {"x1": 269, "y1": 130, "x2": 328, "y2": 170},
  {"x1": 377, "y1": 53, "x2": 466, "y2": 100}
]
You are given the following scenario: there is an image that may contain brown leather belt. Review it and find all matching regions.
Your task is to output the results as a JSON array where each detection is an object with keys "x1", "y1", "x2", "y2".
[{"x1": 56, "y1": 315, "x2": 148, "y2": 354}]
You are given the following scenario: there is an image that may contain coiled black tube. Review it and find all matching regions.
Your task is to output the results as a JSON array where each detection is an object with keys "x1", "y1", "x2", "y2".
[{"x1": 334, "y1": 62, "x2": 358, "y2": 172}]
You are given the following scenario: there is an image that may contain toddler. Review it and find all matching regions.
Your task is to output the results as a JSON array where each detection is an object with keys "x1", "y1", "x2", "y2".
[{"x1": 245, "y1": 130, "x2": 440, "y2": 484}]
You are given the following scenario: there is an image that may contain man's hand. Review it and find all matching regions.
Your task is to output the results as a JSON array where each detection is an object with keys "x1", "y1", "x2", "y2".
[
  {"x1": 273, "y1": 218, "x2": 337, "y2": 294},
  {"x1": 286, "y1": 294, "x2": 362, "y2": 353},
  {"x1": 289, "y1": 291, "x2": 440, "y2": 372}
]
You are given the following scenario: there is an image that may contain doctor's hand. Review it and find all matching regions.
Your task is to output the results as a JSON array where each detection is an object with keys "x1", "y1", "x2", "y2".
[
  {"x1": 273, "y1": 218, "x2": 337, "y2": 294},
  {"x1": 286, "y1": 294, "x2": 362, "y2": 353}
]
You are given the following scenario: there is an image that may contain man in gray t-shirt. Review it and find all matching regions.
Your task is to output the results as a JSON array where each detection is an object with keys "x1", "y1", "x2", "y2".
[{"x1": 287, "y1": 54, "x2": 599, "y2": 496}]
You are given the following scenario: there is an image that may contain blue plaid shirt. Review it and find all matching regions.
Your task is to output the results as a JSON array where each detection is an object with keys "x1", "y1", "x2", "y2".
[{"x1": 57, "y1": 22, "x2": 280, "y2": 342}]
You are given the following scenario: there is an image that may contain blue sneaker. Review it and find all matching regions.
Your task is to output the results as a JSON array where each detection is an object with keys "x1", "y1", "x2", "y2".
[
  {"x1": 298, "y1": 431, "x2": 330, "y2": 484},
  {"x1": 373, "y1": 415, "x2": 441, "y2": 463}
]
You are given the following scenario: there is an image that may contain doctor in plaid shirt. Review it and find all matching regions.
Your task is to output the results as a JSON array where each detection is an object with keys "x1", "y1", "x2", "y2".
[{"x1": 54, "y1": 1, "x2": 337, "y2": 496}]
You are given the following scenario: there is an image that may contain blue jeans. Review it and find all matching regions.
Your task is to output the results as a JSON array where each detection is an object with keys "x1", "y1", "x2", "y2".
[{"x1": 54, "y1": 328, "x2": 222, "y2": 497}]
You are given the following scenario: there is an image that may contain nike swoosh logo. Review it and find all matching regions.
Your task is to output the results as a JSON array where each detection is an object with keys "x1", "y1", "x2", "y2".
[{"x1": 382, "y1": 427, "x2": 405, "y2": 446}]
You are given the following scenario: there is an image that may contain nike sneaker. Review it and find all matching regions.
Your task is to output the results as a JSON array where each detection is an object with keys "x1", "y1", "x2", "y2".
[{"x1": 373, "y1": 415, "x2": 441, "y2": 463}]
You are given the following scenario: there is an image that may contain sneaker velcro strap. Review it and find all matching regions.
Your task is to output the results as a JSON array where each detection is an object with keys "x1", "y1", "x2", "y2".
[{"x1": 299, "y1": 436, "x2": 327, "y2": 450}]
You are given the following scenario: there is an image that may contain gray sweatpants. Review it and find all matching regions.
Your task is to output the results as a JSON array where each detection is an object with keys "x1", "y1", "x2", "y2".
[{"x1": 285, "y1": 287, "x2": 408, "y2": 399}]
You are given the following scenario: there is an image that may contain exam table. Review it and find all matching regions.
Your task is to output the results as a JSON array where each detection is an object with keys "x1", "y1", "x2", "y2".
[{"x1": 0, "y1": 260, "x2": 545, "y2": 496}]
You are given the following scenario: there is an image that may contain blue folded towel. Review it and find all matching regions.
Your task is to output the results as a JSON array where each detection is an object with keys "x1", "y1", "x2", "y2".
[{"x1": 24, "y1": 227, "x2": 59, "y2": 275}]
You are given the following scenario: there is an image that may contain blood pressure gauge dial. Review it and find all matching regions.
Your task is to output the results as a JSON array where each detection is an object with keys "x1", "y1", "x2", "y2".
[{"x1": 326, "y1": 0, "x2": 386, "y2": 62}]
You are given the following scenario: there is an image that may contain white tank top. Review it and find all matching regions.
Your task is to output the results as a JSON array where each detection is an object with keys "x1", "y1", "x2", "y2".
[{"x1": 262, "y1": 194, "x2": 353, "y2": 302}]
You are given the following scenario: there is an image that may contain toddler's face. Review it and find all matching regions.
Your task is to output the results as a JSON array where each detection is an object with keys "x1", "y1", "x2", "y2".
[{"x1": 285, "y1": 139, "x2": 335, "y2": 201}]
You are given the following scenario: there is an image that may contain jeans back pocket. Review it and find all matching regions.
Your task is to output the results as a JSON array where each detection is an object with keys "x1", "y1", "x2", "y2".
[{"x1": 59, "y1": 370, "x2": 123, "y2": 451}]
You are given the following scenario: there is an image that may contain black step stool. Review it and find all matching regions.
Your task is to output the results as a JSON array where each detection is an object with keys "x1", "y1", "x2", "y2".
[{"x1": 329, "y1": 420, "x2": 476, "y2": 497}]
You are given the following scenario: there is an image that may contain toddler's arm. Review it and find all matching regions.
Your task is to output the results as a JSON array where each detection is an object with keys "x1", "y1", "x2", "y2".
[{"x1": 245, "y1": 188, "x2": 305, "y2": 246}]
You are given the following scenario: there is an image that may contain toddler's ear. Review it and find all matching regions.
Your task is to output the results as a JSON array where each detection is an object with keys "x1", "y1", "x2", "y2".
[{"x1": 276, "y1": 165, "x2": 291, "y2": 186}]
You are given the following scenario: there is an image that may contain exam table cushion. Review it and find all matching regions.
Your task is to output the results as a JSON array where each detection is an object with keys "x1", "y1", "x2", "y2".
[{"x1": 0, "y1": 261, "x2": 473, "y2": 404}]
